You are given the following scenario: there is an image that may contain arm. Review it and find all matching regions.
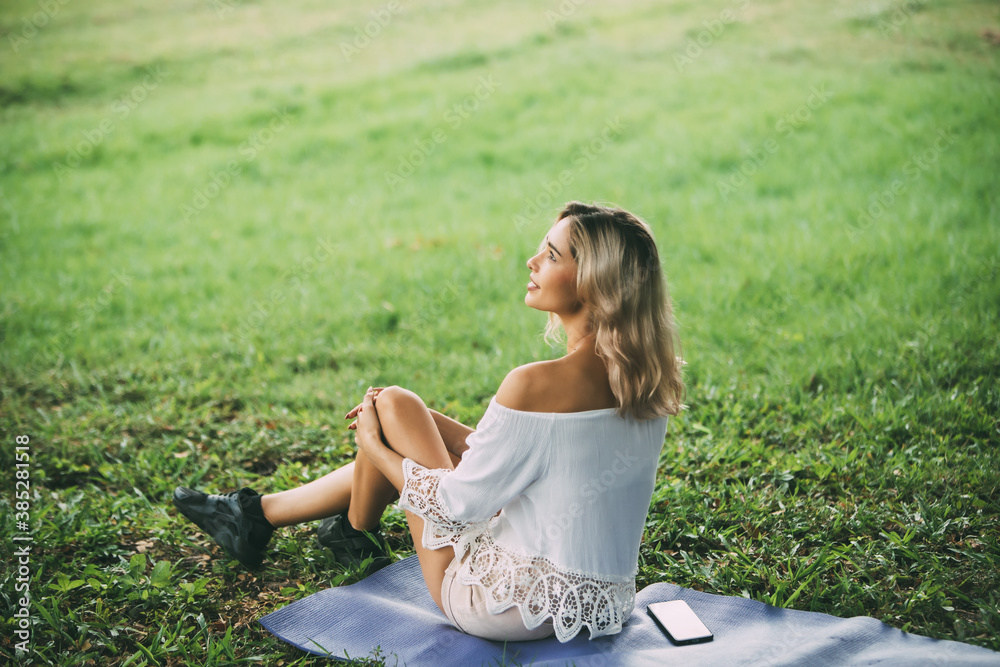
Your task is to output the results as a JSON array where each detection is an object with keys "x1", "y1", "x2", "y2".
[
  {"x1": 364, "y1": 437, "x2": 406, "y2": 493},
  {"x1": 357, "y1": 379, "x2": 546, "y2": 526},
  {"x1": 351, "y1": 388, "x2": 416, "y2": 493},
  {"x1": 346, "y1": 388, "x2": 473, "y2": 463}
]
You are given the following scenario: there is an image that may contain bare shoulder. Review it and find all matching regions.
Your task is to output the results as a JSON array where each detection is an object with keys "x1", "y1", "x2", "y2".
[
  {"x1": 496, "y1": 355, "x2": 617, "y2": 413},
  {"x1": 495, "y1": 361, "x2": 553, "y2": 412}
]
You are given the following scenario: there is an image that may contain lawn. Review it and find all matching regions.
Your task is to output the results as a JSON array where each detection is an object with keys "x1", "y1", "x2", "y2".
[{"x1": 1, "y1": 0, "x2": 999, "y2": 664}]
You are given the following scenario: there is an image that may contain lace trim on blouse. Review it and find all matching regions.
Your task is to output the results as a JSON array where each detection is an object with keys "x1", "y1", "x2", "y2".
[{"x1": 399, "y1": 459, "x2": 637, "y2": 642}]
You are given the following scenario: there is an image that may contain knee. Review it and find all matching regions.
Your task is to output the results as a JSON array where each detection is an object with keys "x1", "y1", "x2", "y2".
[{"x1": 375, "y1": 385, "x2": 423, "y2": 413}]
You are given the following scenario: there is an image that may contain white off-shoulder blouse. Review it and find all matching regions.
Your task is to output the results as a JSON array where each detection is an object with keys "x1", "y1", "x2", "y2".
[{"x1": 398, "y1": 396, "x2": 669, "y2": 642}]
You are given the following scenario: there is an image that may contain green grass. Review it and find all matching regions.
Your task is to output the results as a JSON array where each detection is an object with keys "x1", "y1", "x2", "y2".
[{"x1": 1, "y1": 0, "x2": 999, "y2": 664}]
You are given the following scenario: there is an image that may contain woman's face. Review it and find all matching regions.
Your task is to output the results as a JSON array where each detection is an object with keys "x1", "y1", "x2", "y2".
[{"x1": 525, "y1": 217, "x2": 581, "y2": 316}]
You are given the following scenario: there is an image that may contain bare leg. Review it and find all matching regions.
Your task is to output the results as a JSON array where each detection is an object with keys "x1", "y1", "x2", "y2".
[
  {"x1": 260, "y1": 462, "x2": 356, "y2": 528},
  {"x1": 366, "y1": 386, "x2": 460, "y2": 614},
  {"x1": 404, "y1": 511, "x2": 456, "y2": 615},
  {"x1": 259, "y1": 385, "x2": 457, "y2": 613},
  {"x1": 261, "y1": 398, "x2": 469, "y2": 529},
  {"x1": 430, "y1": 409, "x2": 475, "y2": 460},
  {"x1": 346, "y1": 447, "x2": 399, "y2": 531}
]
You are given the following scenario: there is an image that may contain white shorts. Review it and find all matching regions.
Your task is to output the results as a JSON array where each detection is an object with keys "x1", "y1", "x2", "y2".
[{"x1": 440, "y1": 554, "x2": 555, "y2": 642}]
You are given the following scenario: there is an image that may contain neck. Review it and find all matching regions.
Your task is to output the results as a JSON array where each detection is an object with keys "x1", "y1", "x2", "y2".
[{"x1": 564, "y1": 316, "x2": 593, "y2": 355}]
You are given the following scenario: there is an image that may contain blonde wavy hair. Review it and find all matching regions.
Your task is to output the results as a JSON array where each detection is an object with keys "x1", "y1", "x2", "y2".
[{"x1": 544, "y1": 201, "x2": 685, "y2": 420}]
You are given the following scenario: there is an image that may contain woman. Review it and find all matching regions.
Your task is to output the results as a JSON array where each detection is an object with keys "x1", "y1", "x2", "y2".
[{"x1": 174, "y1": 201, "x2": 684, "y2": 643}]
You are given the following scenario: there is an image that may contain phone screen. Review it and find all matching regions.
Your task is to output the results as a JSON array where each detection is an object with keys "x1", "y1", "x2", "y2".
[{"x1": 647, "y1": 600, "x2": 714, "y2": 645}]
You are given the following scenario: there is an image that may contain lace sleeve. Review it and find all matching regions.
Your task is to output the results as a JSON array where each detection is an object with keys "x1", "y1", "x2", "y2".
[
  {"x1": 398, "y1": 458, "x2": 490, "y2": 551},
  {"x1": 398, "y1": 398, "x2": 550, "y2": 551}
]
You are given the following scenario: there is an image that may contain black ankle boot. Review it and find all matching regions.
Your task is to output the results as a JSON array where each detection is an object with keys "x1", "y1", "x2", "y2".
[
  {"x1": 173, "y1": 487, "x2": 274, "y2": 569},
  {"x1": 316, "y1": 514, "x2": 390, "y2": 571}
]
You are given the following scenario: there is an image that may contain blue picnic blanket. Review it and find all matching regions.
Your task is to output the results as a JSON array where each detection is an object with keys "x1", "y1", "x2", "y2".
[{"x1": 260, "y1": 555, "x2": 1000, "y2": 666}]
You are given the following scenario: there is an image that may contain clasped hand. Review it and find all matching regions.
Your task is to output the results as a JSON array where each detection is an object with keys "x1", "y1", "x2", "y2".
[{"x1": 345, "y1": 387, "x2": 385, "y2": 454}]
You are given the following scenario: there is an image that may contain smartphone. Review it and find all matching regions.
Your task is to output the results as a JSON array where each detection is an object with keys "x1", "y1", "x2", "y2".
[{"x1": 647, "y1": 600, "x2": 714, "y2": 645}]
